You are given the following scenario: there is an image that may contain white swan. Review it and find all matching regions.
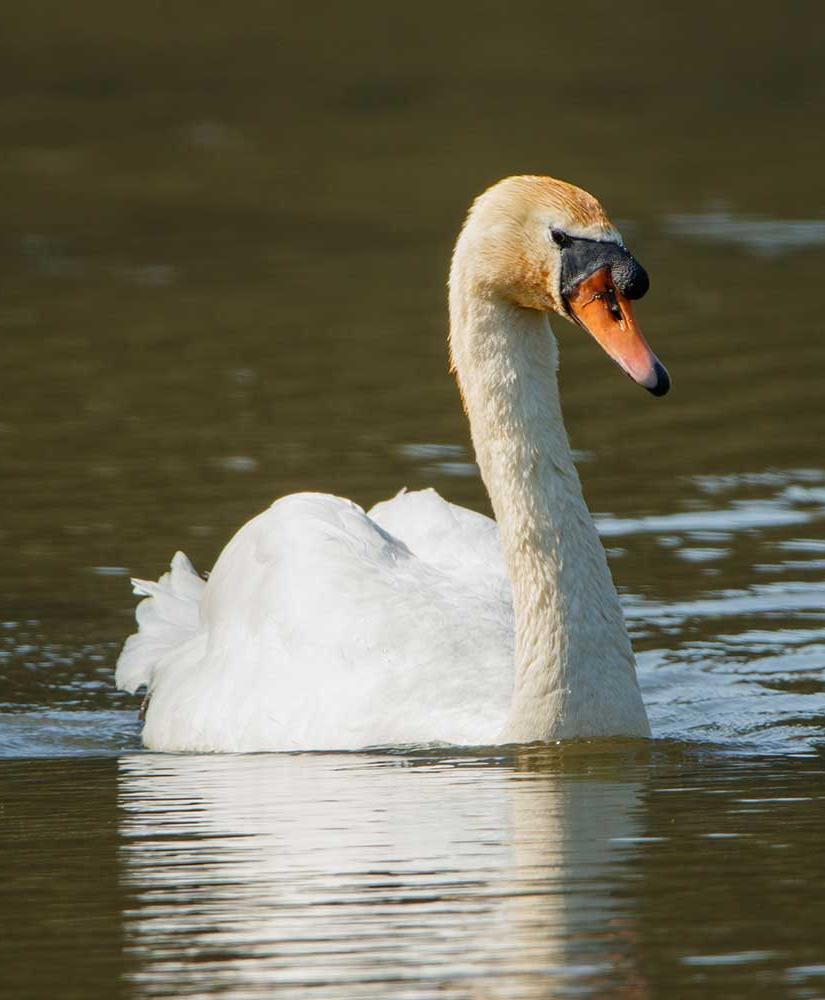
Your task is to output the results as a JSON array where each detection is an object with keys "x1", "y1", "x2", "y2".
[{"x1": 116, "y1": 175, "x2": 670, "y2": 752}]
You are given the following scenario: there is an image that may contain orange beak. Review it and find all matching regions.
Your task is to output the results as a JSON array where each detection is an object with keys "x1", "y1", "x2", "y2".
[{"x1": 565, "y1": 268, "x2": 670, "y2": 396}]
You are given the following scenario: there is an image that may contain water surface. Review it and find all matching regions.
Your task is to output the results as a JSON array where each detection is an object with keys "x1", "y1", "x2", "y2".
[{"x1": 2, "y1": 1, "x2": 825, "y2": 997}]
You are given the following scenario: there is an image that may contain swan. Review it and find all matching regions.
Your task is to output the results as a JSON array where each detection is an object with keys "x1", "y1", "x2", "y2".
[{"x1": 116, "y1": 174, "x2": 670, "y2": 752}]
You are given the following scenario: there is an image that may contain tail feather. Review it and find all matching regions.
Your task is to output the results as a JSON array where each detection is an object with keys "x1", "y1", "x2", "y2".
[{"x1": 116, "y1": 551, "x2": 205, "y2": 695}]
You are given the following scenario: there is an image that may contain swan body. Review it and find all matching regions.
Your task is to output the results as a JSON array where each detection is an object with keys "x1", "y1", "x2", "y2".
[{"x1": 117, "y1": 175, "x2": 669, "y2": 751}]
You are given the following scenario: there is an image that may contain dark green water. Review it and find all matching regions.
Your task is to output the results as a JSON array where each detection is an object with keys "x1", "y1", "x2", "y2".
[{"x1": 2, "y1": 1, "x2": 825, "y2": 996}]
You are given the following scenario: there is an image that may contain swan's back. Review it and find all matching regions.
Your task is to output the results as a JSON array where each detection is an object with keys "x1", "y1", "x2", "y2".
[{"x1": 370, "y1": 487, "x2": 507, "y2": 590}]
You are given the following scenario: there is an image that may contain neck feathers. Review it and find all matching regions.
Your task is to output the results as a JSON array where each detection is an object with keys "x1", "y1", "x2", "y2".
[{"x1": 448, "y1": 266, "x2": 649, "y2": 740}]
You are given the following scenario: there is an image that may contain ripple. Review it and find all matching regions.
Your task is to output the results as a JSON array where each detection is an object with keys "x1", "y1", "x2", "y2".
[
  {"x1": 681, "y1": 950, "x2": 777, "y2": 966},
  {"x1": 0, "y1": 710, "x2": 139, "y2": 757},
  {"x1": 666, "y1": 213, "x2": 825, "y2": 256},
  {"x1": 597, "y1": 503, "x2": 816, "y2": 538}
]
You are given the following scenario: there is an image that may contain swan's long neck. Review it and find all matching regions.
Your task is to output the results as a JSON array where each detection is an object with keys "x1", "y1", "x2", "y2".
[{"x1": 449, "y1": 273, "x2": 649, "y2": 740}]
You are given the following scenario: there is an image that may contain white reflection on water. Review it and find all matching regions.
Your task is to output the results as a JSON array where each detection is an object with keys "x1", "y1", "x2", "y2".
[
  {"x1": 665, "y1": 214, "x2": 825, "y2": 256},
  {"x1": 119, "y1": 752, "x2": 646, "y2": 998}
]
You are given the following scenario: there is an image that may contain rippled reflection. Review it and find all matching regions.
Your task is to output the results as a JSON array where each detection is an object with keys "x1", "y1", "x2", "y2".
[{"x1": 119, "y1": 751, "x2": 647, "y2": 998}]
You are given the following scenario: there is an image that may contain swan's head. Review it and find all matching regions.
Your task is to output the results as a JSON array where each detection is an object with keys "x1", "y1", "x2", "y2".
[{"x1": 453, "y1": 175, "x2": 669, "y2": 396}]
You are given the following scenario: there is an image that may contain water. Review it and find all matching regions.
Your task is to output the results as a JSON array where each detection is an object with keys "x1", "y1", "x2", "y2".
[
  {"x1": 2, "y1": 0, "x2": 825, "y2": 996},
  {"x1": 4, "y1": 750, "x2": 825, "y2": 999}
]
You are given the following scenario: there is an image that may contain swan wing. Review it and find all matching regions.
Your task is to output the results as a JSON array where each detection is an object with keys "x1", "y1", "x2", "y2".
[
  {"x1": 369, "y1": 487, "x2": 508, "y2": 592},
  {"x1": 123, "y1": 492, "x2": 514, "y2": 751}
]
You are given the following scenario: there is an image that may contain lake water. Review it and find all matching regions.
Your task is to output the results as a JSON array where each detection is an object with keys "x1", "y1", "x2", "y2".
[{"x1": 1, "y1": 1, "x2": 825, "y2": 997}]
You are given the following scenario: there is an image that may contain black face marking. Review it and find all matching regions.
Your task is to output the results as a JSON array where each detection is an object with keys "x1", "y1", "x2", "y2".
[{"x1": 554, "y1": 233, "x2": 649, "y2": 304}]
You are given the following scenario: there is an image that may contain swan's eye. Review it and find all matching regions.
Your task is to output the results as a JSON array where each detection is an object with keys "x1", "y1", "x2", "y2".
[{"x1": 551, "y1": 230, "x2": 571, "y2": 248}]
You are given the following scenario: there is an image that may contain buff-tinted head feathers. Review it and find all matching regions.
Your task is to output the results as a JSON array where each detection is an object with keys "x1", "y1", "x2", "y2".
[
  {"x1": 451, "y1": 175, "x2": 621, "y2": 313},
  {"x1": 450, "y1": 175, "x2": 669, "y2": 396}
]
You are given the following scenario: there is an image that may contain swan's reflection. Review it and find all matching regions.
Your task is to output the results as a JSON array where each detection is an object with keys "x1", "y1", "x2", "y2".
[{"x1": 118, "y1": 748, "x2": 650, "y2": 998}]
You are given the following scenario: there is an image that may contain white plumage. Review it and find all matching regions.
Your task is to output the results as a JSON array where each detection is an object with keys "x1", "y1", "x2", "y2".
[
  {"x1": 119, "y1": 490, "x2": 515, "y2": 751},
  {"x1": 117, "y1": 175, "x2": 665, "y2": 751}
]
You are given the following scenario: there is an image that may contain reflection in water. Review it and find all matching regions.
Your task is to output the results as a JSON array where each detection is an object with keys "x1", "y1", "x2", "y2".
[
  {"x1": 119, "y1": 751, "x2": 646, "y2": 998},
  {"x1": 665, "y1": 213, "x2": 825, "y2": 256}
]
